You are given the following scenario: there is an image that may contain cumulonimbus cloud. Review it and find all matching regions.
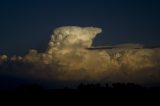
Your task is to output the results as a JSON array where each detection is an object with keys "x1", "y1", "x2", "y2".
[{"x1": 0, "y1": 26, "x2": 160, "y2": 87}]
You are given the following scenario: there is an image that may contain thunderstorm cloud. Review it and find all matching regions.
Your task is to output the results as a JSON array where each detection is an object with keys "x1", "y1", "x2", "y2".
[{"x1": 0, "y1": 26, "x2": 160, "y2": 87}]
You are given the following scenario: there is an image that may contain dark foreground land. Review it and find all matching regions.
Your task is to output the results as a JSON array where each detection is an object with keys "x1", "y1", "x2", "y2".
[
  {"x1": 1, "y1": 83, "x2": 160, "y2": 99},
  {"x1": 1, "y1": 84, "x2": 160, "y2": 105}
]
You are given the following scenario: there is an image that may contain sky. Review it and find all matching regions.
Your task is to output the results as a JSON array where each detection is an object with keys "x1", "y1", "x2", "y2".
[{"x1": 0, "y1": 0, "x2": 160, "y2": 55}]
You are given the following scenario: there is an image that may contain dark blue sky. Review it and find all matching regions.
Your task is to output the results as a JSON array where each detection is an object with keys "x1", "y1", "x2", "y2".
[{"x1": 0, "y1": 0, "x2": 160, "y2": 55}]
